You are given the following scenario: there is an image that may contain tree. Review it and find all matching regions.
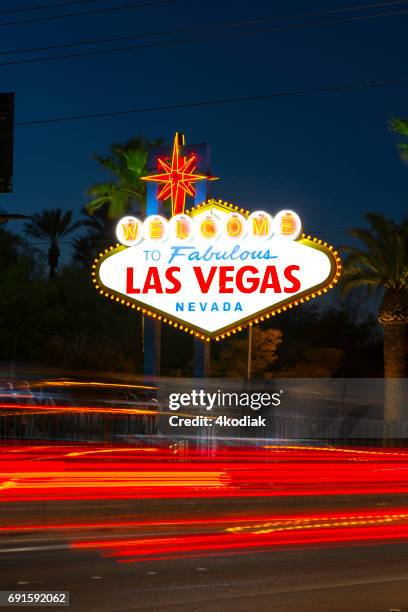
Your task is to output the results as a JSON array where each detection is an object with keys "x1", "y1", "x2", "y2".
[
  {"x1": 25, "y1": 209, "x2": 81, "y2": 279},
  {"x1": 390, "y1": 116, "x2": 408, "y2": 162},
  {"x1": 0, "y1": 227, "x2": 58, "y2": 365},
  {"x1": 214, "y1": 328, "x2": 282, "y2": 378},
  {"x1": 86, "y1": 136, "x2": 161, "y2": 219},
  {"x1": 274, "y1": 347, "x2": 344, "y2": 378},
  {"x1": 73, "y1": 207, "x2": 113, "y2": 268},
  {"x1": 49, "y1": 265, "x2": 140, "y2": 371},
  {"x1": 85, "y1": 136, "x2": 163, "y2": 368},
  {"x1": 341, "y1": 213, "x2": 408, "y2": 420}
]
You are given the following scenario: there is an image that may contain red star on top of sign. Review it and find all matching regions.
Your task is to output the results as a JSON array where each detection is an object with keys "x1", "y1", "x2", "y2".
[{"x1": 142, "y1": 132, "x2": 218, "y2": 216}]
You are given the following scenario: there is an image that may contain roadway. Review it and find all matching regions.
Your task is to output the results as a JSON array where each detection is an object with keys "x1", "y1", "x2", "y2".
[
  {"x1": 1, "y1": 534, "x2": 408, "y2": 611},
  {"x1": 2, "y1": 442, "x2": 408, "y2": 610}
]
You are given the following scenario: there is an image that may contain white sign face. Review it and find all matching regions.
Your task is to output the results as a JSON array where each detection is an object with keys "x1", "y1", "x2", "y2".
[{"x1": 94, "y1": 203, "x2": 340, "y2": 339}]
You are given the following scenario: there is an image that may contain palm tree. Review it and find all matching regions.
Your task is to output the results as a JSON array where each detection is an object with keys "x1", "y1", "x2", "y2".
[
  {"x1": 25, "y1": 209, "x2": 81, "y2": 279},
  {"x1": 85, "y1": 135, "x2": 162, "y2": 365},
  {"x1": 87, "y1": 136, "x2": 161, "y2": 219},
  {"x1": 390, "y1": 116, "x2": 408, "y2": 161},
  {"x1": 341, "y1": 213, "x2": 408, "y2": 420},
  {"x1": 73, "y1": 207, "x2": 113, "y2": 268},
  {"x1": 72, "y1": 236, "x2": 95, "y2": 269},
  {"x1": 80, "y1": 205, "x2": 112, "y2": 242}
]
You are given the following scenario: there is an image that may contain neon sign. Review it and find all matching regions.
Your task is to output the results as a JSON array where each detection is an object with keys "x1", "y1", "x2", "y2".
[
  {"x1": 141, "y1": 133, "x2": 218, "y2": 216},
  {"x1": 93, "y1": 198, "x2": 341, "y2": 341}
]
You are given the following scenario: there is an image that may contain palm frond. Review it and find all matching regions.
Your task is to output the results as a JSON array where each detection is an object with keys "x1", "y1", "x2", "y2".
[
  {"x1": 24, "y1": 208, "x2": 80, "y2": 244},
  {"x1": 25, "y1": 223, "x2": 46, "y2": 240},
  {"x1": 390, "y1": 116, "x2": 408, "y2": 137},
  {"x1": 92, "y1": 155, "x2": 125, "y2": 178},
  {"x1": 86, "y1": 135, "x2": 156, "y2": 218},
  {"x1": 86, "y1": 182, "x2": 115, "y2": 197},
  {"x1": 72, "y1": 236, "x2": 94, "y2": 267},
  {"x1": 107, "y1": 189, "x2": 129, "y2": 219},
  {"x1": 341, "y1": 271, "x2": 382, "y2": 295},
  {"x1": 124, "y1": 148, "x2": 148, "y2": 177},
  {"x1": 397, "y1": 142, "x2": 408, "y2": 162},
  {"x1": 341, "y1": 213, "x2": 407, "y2": 294},
  {"x1": 86, "y1": 197, "x2": 110, "y2": 214},
  {"x1": 342, "y1": 251, "x2": 383, "y2": 276}
]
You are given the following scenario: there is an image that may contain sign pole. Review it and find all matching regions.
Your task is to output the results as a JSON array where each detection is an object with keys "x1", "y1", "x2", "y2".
[
  {"x1": 193, "y1": 340, "x2": 211, "y2": 377},
  {"x1": 247, "y1": 324, "x2": 253, "y2": 382}
]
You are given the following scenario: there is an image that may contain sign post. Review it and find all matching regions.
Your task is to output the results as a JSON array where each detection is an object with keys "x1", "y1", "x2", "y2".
[{"x1": 247, "y1": 324, "x2": 253, "y2": 383}]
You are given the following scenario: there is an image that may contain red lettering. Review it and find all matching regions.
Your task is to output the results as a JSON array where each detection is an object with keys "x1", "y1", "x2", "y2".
[
  {"x1": 236, "y1": 266, "x2": 260, "y2": 293},
  {"x1": 165, "y1": 267, "x2": 181, "y2": 294},
  {"x1": 260, "y1": 266, "x2": 282, "y2": 293},
  {"x1": 142, "y1": 267, "x2": 163, "y2": 293},
  {"x1": 194, "y1": 266, "x2": 217, "y2": 293},
  {"x1": 126, "y1": 267, "x2": 140, "y2": 294},
  {"x1": 219, "y1": 266, "x2": 235, "y2": 293},
  {"x1": 284, "y1": 265, "x2": 301, "y2": 293}
]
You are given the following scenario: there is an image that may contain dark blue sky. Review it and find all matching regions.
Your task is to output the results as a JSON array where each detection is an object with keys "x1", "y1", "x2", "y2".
[{"x1": 1, "y1": 0, "x2": 408, "y2": 246}]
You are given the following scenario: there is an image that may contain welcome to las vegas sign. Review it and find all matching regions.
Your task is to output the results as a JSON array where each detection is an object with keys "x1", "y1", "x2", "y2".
[
  {"x1": 92, "y1": 199, "x2": 342, "y2": 342},
  {"x1": 92, "y1": 132, "x2": 341, "y2": 341}
]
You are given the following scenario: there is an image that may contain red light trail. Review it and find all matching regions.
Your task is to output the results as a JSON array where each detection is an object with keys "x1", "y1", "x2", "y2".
[
  {"x1": 3, "y1": 443, "x2": 408, "y2": 563},
  {"x1": 70, "y1": 508, "x2": 408, "y2": 563},
  {"x1": 2, "y1": 443, "x2": 408, "y2": 503},
  {"x1": 0, "y1": 403, "x2": 157, "y2": 416}
]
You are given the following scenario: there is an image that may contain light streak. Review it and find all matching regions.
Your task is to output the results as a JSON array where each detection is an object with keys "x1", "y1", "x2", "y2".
[
  {"x1": 64, "y1": 448, "x2": 159, "y2": 457},
  {"x1": 0, "y1": 403, "x2": 157, "y2": 416},
  {"x1": 2, "y1": 443, "x2": 408, "y2": 502},
  {"x1": 70, "y1": 509, "x2": 408, "y2": 563},
  {"x1": 31, "y1": 380, "x2": 157, "y2": 391},
  {"x1": 3, "y1": 443, "x2": 408, "y2": 564}
]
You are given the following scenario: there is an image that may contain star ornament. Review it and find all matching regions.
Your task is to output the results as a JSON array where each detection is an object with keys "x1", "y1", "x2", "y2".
[{"x1": 142, "y1": 132, "x2": 218, "y2": 216}]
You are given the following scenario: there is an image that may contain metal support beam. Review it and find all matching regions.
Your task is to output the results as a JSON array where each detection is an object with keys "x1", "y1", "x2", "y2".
[
  {"x1": 193, "y1": 339, "x2": 211, "y2": 378},
  {"x1": 143, "y1": 318, "x2": 162, "y2": 377}
]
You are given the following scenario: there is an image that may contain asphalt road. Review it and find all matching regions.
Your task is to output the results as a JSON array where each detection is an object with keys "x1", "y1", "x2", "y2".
[
  {"x1": 2, "y1": 442, "x2": 408, "y2": 611},
  {"x1": 1, "y1": 494, "x2": 405, "y2": 528},
  {"x1": 1, "y1": 535, "x2": 408, "y2": 611}
]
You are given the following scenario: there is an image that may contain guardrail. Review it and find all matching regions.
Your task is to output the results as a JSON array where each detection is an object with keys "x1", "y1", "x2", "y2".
[
  {"x1": 2, "y1": 410, "x2": 408, "y2": 447},
  {"x1": 0, "y1": 410, "x2": 157, "y2": 442}
]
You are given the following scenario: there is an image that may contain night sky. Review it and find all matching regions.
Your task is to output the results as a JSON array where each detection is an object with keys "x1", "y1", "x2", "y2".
[{"x1": 1, "y1": 0, "x2": 408, "y2": 248}]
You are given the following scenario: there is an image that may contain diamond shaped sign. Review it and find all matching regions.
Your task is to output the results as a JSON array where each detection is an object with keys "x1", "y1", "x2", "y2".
[{"x1": 93, "y1": 200, "x2": 341, "y2": 340}]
